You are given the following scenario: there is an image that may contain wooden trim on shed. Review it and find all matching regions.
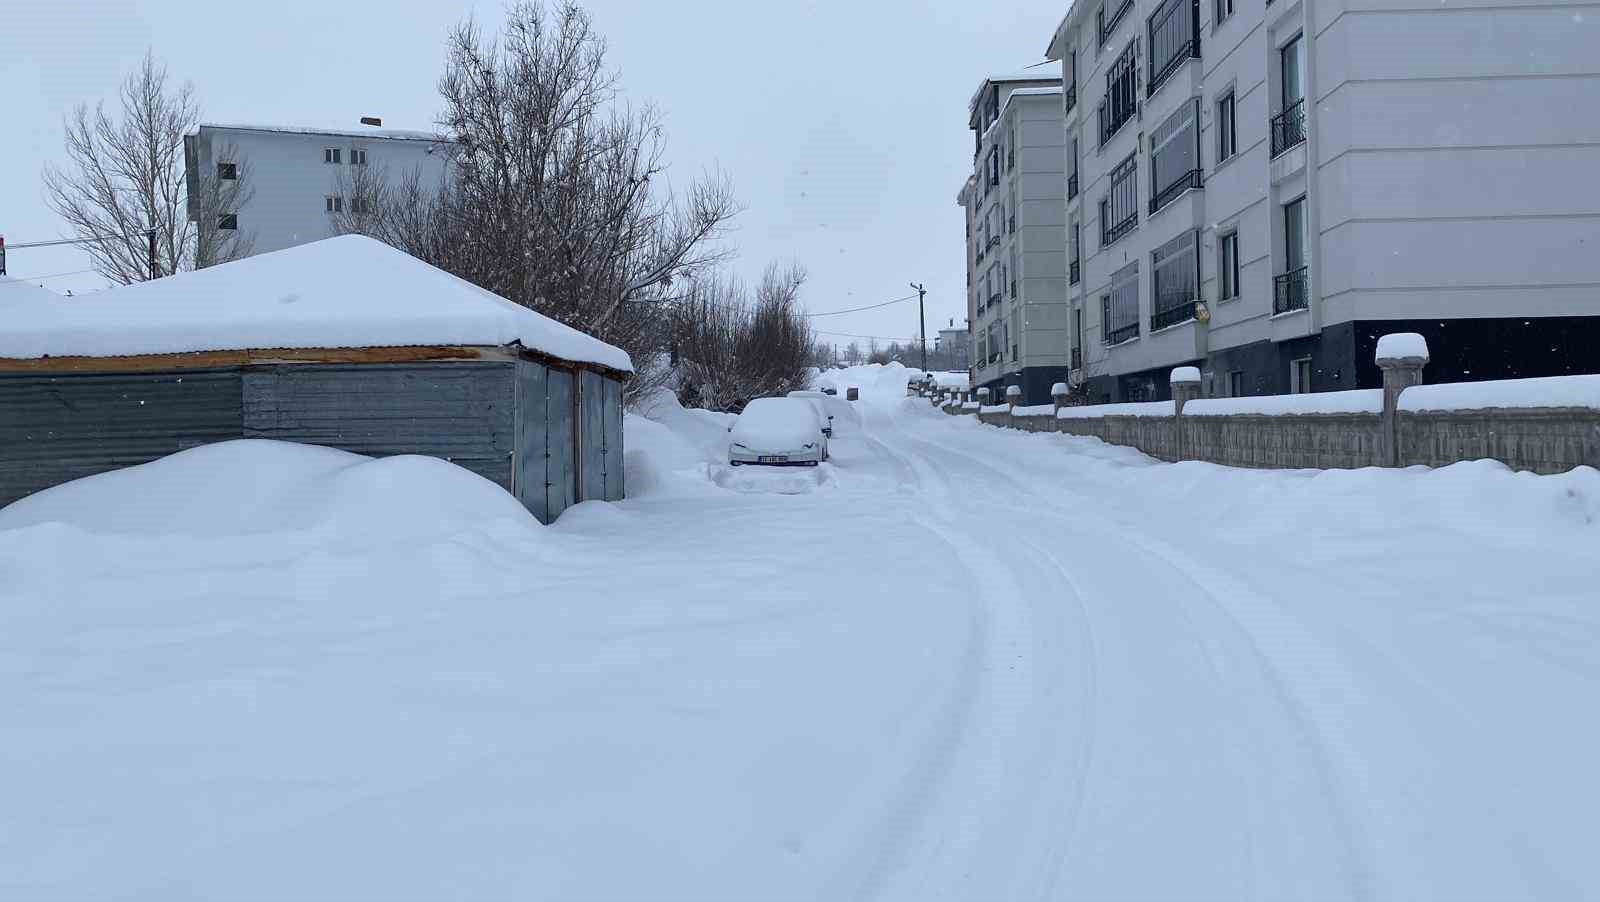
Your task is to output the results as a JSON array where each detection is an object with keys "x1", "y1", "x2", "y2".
[{"x1": 0, "y1": 346, "x2": 509, "y2": 374}]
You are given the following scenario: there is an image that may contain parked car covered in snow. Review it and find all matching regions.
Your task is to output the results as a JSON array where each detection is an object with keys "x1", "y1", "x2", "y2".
[
  {"x1": 728, "y1": 397, "x2": 829, "y2": 466},
  {"x1": 786, "y1": 390, "x2": 860, "y2": 437}
]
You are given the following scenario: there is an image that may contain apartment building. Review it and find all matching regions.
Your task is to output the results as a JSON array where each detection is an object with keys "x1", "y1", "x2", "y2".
[
  {"x1": 184, "y1": 120, "x2": 450, "y2": 259},
  {"x1": 1045, "y1": 0, "x2": 1600, "y2": 401},
  {"x1": 957, "y1": 69, "x2": 1072, "y2": 405}
]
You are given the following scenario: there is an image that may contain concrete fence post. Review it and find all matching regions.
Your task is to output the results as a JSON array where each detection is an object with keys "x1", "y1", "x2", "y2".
[
  {"x1": 1051, "y1": 382, "x2": 1069, "y2": 415},
  {"x1": 1376, "y1": 333, "x2": 1429, "y2": 467},
  {"x1": 1169, "y1": 366, "x2": 1202, "y2": 461},
  {"x1": 977, "y1": 387, "x2": 990, "y2": 406},
  {"x1": 1005, "y1": 385, "x2": 1022, "y2": 428}
]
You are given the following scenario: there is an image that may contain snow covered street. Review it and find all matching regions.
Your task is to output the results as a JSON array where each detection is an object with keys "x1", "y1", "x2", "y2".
[{"x1": 4, "y1": 366, "x2": 1598, "y2": 899}]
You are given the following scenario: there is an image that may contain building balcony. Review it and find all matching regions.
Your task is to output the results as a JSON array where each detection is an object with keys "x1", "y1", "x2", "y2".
[
  {"x1": 1100, "y1": 0, "x2": 1134, "y2": 44},
  {"x1": 1102, "y1": 211, "x2": 1138, "y2": 247},
  {"x1": 1273, "y1": 265, "x2": 1309, "y2": 314},
  {"x1": 1105, "y1": 322, "x2": 1140, "y2": 345},
  {"x1": 1270, "y1": 99, "x2": 1307, "y2": 158},
  {"x1": 989, "y1": 292, "x2": 1002, "y2": 307},
  {"x1": 1150, "y1": 300, "x2": 1196, "y2": 332},
  {"x1": 1069, "y1": 260, "x2": 1081, "y2": 285},
  {"x1": 1149, "y1": 169, "x2": 1202, "y2": 215}
]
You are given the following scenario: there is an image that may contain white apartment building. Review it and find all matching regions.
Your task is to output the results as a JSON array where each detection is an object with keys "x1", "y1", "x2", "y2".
[
  {"x1": 957, "y1": 69, "x2": 1072, "y2": 405},
  {"x1": 184, "y1": 120, "x2": 450, "y2": 259},
  {"x1": 1045, "y1": 0, "x2": 1600, "y2": 401}
]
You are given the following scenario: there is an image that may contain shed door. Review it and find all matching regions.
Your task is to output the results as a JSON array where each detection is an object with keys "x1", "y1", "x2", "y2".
[
  {"x1": 546, "y1": 368, "x2": 576, "y2": 518},
  {"x1": 578, "y1": 370, "x2": 606, "y2": 502},
  {"x1": 602, "y1": 377, "x2": 624, "y2": 501},
  {"x1": 514, "y1": 361, "x2": 549, "y2": 523}
]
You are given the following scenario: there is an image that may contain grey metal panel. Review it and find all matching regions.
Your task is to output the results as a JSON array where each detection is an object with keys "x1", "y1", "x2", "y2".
[
  {"x1": 578, "y1": 370, "x2": 606, "y2": 502},
  {"x1": 0, "y1": 370, "x2": 243, "y2": 507},
  {"x1": 243, "y1": 361, "x2": 515, "y2": 491},
  {"x1": 513, "y1": 360, "x2": 550, "y2": 523},
  {"x1": 545, "y1": 368, "x2": 576, "y2": 518},
  {"x1": 602, "y1": 376, "x2": 625, "y2": 501}
]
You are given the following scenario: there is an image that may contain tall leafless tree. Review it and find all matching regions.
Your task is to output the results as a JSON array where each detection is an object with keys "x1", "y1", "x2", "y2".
[
  {"x1": 674, "y1": 263, "x2": 817, "y2": 412},
  {"x1": 43, "y1": 51, "x2": 252, "y2": 283},
  {"x1": 335, "y1": 1, "x2": 737, "y2": 394}
]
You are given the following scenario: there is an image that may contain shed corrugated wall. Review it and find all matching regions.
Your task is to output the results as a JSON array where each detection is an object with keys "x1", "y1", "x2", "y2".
[
  {"x1": 0, "y1": 371, "x2": 242, "y2": 507},
  {"x1": 242, "y1": 362, "x2": 515, "y2": 489}
]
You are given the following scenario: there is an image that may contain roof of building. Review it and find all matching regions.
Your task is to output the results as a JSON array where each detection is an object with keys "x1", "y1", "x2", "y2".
[
  {"x1": 0, "y1": 235, "x2": 632, "y2": 373},
  {"x1": 0, "y1": 275, "x2": 63, "y2": 307},
  {"x1": 190, "y1": 121, "x2": 445, "y2": 143}
]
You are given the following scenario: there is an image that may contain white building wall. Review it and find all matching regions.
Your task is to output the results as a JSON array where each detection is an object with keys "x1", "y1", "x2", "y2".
[{"x1": 189, "y1": 126, "x2": 449, "y2": 258}]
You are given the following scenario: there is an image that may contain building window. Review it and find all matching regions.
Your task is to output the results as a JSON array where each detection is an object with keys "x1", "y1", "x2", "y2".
[
  {"x1": 324, "y1": 147, "x2": 341, "y2": 164},
  {"x1": 216, "y1": 162, "x2": 237, "y2": 180},
  {"x1": 1271, "y1": 35, "x2": 1307, "y2": 156},
  {"x1": 1010, "y1": 311, "x2": 1020, "y2": 361},
  {"x1": 1150, "y1": 98, "x2": 1202, "y2": 214},
  {"x1": 351, "y1": 148, "x2": 368, "y2": 166},
  {"x1": 1228, "y1": 370, "x2": 1244, "y2": 397},
  {"x1": 1069, "y1": 222, "x2": 1082, "y2": 285},
  {"x1": 1217, "y1": 92, "x2": 1237, "y2": 162},
  {"x1": 1148, "y1": 0, "x2": 1200, "y2": 97},
  {"x1": 1151, "y1": 230, "x2": 1200, "y2": 331},
  {"x1": 1102, "y1": 260, "x2": 1140, "y2": 345},
  {"x1": 1073, "y1": 308, "x2": 1084, "y2": 369},
  {"x1": 1218, "y1": 231, "x2": 1240, "y2": 300},
  {"x1": 350, "y1": 196, "x2": 370, "y2": 215},
  {"x1": 1099, "y1": 0, "x2": 1135, "y2": 46},
  {"x1": 1291, "y1": 357, "x2": 1313, "y2": 393},
  {"x1": 1214, "y1": 0, "x2": 1234, "y2": 25},
  {"x1": 325, "y1": 195, "x2": 343, "y2": 214},
  {"x1": 217, "y1": 213, "x2": 237, "y2": 231},
  {"x1": 1100, "y1": 151, "x2": 1138, "y2": 246},
  {"x1": 1099, "y1": 41, "x2": 1139, "y2": 145},
  {"x1": 1274, "y1": 197, "x2": 1309, "y2": 313}
]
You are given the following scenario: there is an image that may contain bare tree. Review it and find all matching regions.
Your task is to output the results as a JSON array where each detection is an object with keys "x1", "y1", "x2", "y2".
[
  {"x1": 43, "y1": 51, "x2": 252, "y2": 283},
  {"x1": 338, "y1": 1, "x2": 737, "y2": 384},
  {"x1": 673, "y1": 264, "x2": 816, "y2": 412}
]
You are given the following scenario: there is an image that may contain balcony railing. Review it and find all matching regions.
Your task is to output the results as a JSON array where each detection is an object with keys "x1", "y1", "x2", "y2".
[
  {"x1": 1067, "y1": 172, "x2": 1079, "y2": 200},
  {"x1": 1147, "y1": 0, "x2": 1200, "y2": 98},
  {"x1": 1273, "y1": 265, "x2": 1309, "y2": 314},
  {"x1": 1064, "y1": 83, "x2": 1077, "y2": 114},
  {"x1": 1149, "y1": 169, "x2": 1203, "y2": 214},
  {"x1": 1100, "y1": 0, "x2": 1135, "y2": 44},
  {"x1": 1270, "y1": 98, "x2": 1307, "y2": 157},
  {"x1": 1071, "y1": 347, "x2": 1083, "y2": 370},
  {"x1": 1150, "y1": 300, "x2": 1196, "y2": 331},
  {"x1": 1069, "y1": 260, "x2": 1081, "y2": 285},
  {"x1": 1102, "y1": 210, "x2": 1138, "y2": 247},
  {"x1": 1105, "y1": 322, "x2": 1140, "y2": 345},
  {"x1": 989, "y1": 291, "x2": 1003, "y2": 307},
  {"x1": 1010, "y1": 280, "x2": 1017, "y2": 298}
]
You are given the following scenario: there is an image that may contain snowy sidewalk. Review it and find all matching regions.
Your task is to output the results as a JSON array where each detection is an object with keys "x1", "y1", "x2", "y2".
[{"x1": 2, "y1": 378, "x2": 1597, "y2": 899}]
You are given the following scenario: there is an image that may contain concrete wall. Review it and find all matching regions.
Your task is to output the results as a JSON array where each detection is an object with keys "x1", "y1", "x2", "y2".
[{"x1": 950, "y1": 392, "x2": 1598, "y2": 476}]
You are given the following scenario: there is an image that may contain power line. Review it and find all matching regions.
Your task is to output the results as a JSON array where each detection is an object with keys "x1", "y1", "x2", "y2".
[
  {"x1": 0, "y1": 267, "x2": 99, "y2": 286},
  {"x1": 801, "y1": 293, "x2": 920, "y2": 317},
  {"x1": 815, "y1": 328, "x2": 926, "y2": 343},
  {"x1": 3, "y1": 232, "x2": 150, "y2": 250}
]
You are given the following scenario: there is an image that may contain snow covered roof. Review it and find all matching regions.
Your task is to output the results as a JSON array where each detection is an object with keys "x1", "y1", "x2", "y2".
[
  {"x1": 0, "y1": 275, "x2": 63, "y2": 307},
  {"x1": 0, "y1": 235, "x2": 632, "y2": 373},
  {"x1": 191, "y1": 121, "x2": 445, "y2": 143},
  {"x1": 986, "y1": 68, "x2": 1062, "y2": 84}
]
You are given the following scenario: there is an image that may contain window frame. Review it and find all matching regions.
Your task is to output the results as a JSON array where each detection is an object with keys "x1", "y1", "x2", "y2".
[
  {"x1": 1100, "y1": 151, "x2": 1139, "y2": 247},
  {"x1": 1216, "y1": 91, "x2": 1237, "y2": 162},
  {"x1": 216, "y1": 161, "x2": 238, "y2": 181},
  {"x1": 1218, "y1": 230, "x2": 1240, "y2": 301},
  {"x1": 325, "y1": 195, "x2": 344, "y2": 214},
  {"x1": 323, "y1": 147, "x2": 342, "y2": 165},
  {"x1": 350, "y1": 147, "x2": 368, "y2": 166},
  {"x1": 217, "y1": 213, "x2": 238, "y2": 231},
  {"x1": 1213, "y1": 0, "x2": 1234, "y2": 27},
  {"x1": 1291, "y1": 357, "x2": 1313, "y2": 394}
]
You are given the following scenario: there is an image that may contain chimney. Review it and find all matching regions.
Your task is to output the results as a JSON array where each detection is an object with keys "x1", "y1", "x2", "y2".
[{"x1": 360, "y1": 116, "x2": 382, "y2": 127}]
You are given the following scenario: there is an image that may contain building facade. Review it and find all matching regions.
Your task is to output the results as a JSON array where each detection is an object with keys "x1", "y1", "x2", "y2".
[
  {"x1": 1043, "y1": 0, "x2": 1600, "y2": 402},
  {"x1": 184, "y1": 121, "x2": 450, "y2": 259},
  {"x1": 958, "y1": 70, "x2": 1072, "y2": 405},
  {"x1": 936, "y1": 322, "x2": 972, "y2": 371}
]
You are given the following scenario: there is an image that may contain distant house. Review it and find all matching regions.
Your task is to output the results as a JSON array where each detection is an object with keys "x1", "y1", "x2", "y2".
[
  {"x1": 0, "y1": 236, "x2": 630, "y2": 523},
  {"x1": 184, "y1": 119, "x2": 450, "y2": 259}
]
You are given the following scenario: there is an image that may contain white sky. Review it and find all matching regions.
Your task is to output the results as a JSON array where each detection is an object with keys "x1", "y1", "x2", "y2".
[{"x1": 0, "y1": 0, "x2": 1065, "y2": 347}]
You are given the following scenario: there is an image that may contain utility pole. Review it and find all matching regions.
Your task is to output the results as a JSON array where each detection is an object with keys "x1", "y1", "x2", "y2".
[
  {"x1": 147, "y1": 229, "x2": 159, "y2": 280},
  {"x1": 909, "y1": 282, "x2": 927, "y2": 372}
]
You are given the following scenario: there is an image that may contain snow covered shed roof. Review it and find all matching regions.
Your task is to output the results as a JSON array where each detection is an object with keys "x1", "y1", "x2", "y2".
[
  {"x1": 0, "y1": 275, "x2": 63, "y2": 307},
  {"x1": 189, "y1": 121, "x2": 445, "y2": 143},
  {"x1": 0, "y1": 235, "x2": 632, "y2": 373}
]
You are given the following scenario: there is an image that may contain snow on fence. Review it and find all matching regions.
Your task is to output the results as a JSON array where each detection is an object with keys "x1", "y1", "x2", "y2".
[{"x1": 922, "y1": 335, "x2": 1600, "y2": 474}]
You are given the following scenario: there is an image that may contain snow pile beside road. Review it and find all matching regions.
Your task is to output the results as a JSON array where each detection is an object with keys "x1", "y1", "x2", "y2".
[{"x1": 814, "y1": 362, "x2": 917, "y2": 401}]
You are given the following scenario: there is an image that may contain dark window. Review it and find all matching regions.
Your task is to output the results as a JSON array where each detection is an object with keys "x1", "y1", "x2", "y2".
[
  {"x1": 1219, "y1": 231, "x2": 1240, "y2": 300},
  {"x1": 1099, "y1": 41, "x2": 1139, "y2": 145},
  {"x1": 1228, "y1": 370, "x2": 1244, "y2": 397},
  {"x1": 1148, "y1": 0, "x2": 1200, "y2": 97},
  {"x1": 324, "y1": 147, "x2": 341, "y2": 164},
  {"x1": 1217, "y1": 92, "x2": 1237, "y2": 161},
  {"x1": 1100, "y1": 151, "x2": 1138, "y2": 246},
  {"x1": 1285, "y1": 196, "x2": 1306, "y2": 269},
  {"x1": 1292, "y1": 357, "x2": 1313, "y2": 393},
  {"x1": 351, "y1": 148, "x2": 368, "y2": 166},
  {"x1": 1099, "y1": 0, "x2": 1135, "y2": 45},
  {"x1": 1281, "y1": 35, "x2": 1303, "y2": 106},
  {"x1": 325, "y1": 195, "x2": 343, "y2": 213},
  {"x1": 1102, "y1": 260, "x2": 1140, "y2": 345},
  {"x1": 217, "y1": 213, "x2": 237, "y2": 230},
  {"x1": 1150, "y1": 98, "x2": 1202, "y2": 214},
  {"x1": 351, "y1": 196, "x2": 370, "y2": 215},
  {"x1": 216, "y1": 162, "x2": 237, "y2": 180},
  {"x1": 1214, "y1": 0, "x2": 1234, "y2": 25},
  {"x1": 1271, "y1": 36, "x2": 1307, "y2": 156},
  {"x1": 1151, "y1": 230, "x2": 1200, "y2": 331}
]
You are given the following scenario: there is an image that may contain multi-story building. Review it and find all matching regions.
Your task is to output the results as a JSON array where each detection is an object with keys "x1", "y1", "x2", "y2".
[
  {"x1": 184, "y1": 119, "x2": 450, "y2": 259},
  {"x1": 936, "y1": 321, "x2": 972, "y2": 370},
  {"x1": 1045, "y1": 0, "x2": 1600, "y2": 401},
  {"x1": 958, "y1": 69, "x2": 1072, "y2": 404}
]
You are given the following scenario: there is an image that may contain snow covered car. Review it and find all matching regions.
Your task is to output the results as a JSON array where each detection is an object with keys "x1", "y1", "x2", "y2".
[
  {"x1": 787, "y1": 389, "x2": 860, "y2": 438},
  {"x1": 728, "y1": 397, "x2": 829, "y2": 466}
]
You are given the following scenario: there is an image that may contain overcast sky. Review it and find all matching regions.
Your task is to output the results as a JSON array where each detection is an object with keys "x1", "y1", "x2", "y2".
[{"x1": 1, "y1": 0, "x2": 1064, "y2": 348}]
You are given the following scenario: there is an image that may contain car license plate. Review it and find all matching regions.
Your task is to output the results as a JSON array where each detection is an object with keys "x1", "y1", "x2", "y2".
[{"x1": 758, "y1": 455, "x2": 788, "y2": 463}]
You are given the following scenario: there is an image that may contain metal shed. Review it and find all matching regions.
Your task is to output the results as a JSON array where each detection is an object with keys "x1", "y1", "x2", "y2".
[{"x1": 0, "y1": 236, "x2": 631, "y2": 523}]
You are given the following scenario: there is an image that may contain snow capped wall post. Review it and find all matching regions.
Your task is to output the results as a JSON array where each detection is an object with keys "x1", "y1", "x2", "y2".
[
  {"x1": 1170, "y1": 367, "x2": 1202, "y2": 460},
  {"x1": 1052, "y1": 382, "x2": 1070, "y2": 414},
  {"x1": 977, "y1": 388, "x2": 990, "y2": 405},
  {"x1": 1376, "y1": 333, "x2": 1429, "y2": 467},
  {"x1": 1005, "y1": 385, "x2": 1023, "y2": 429}
]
